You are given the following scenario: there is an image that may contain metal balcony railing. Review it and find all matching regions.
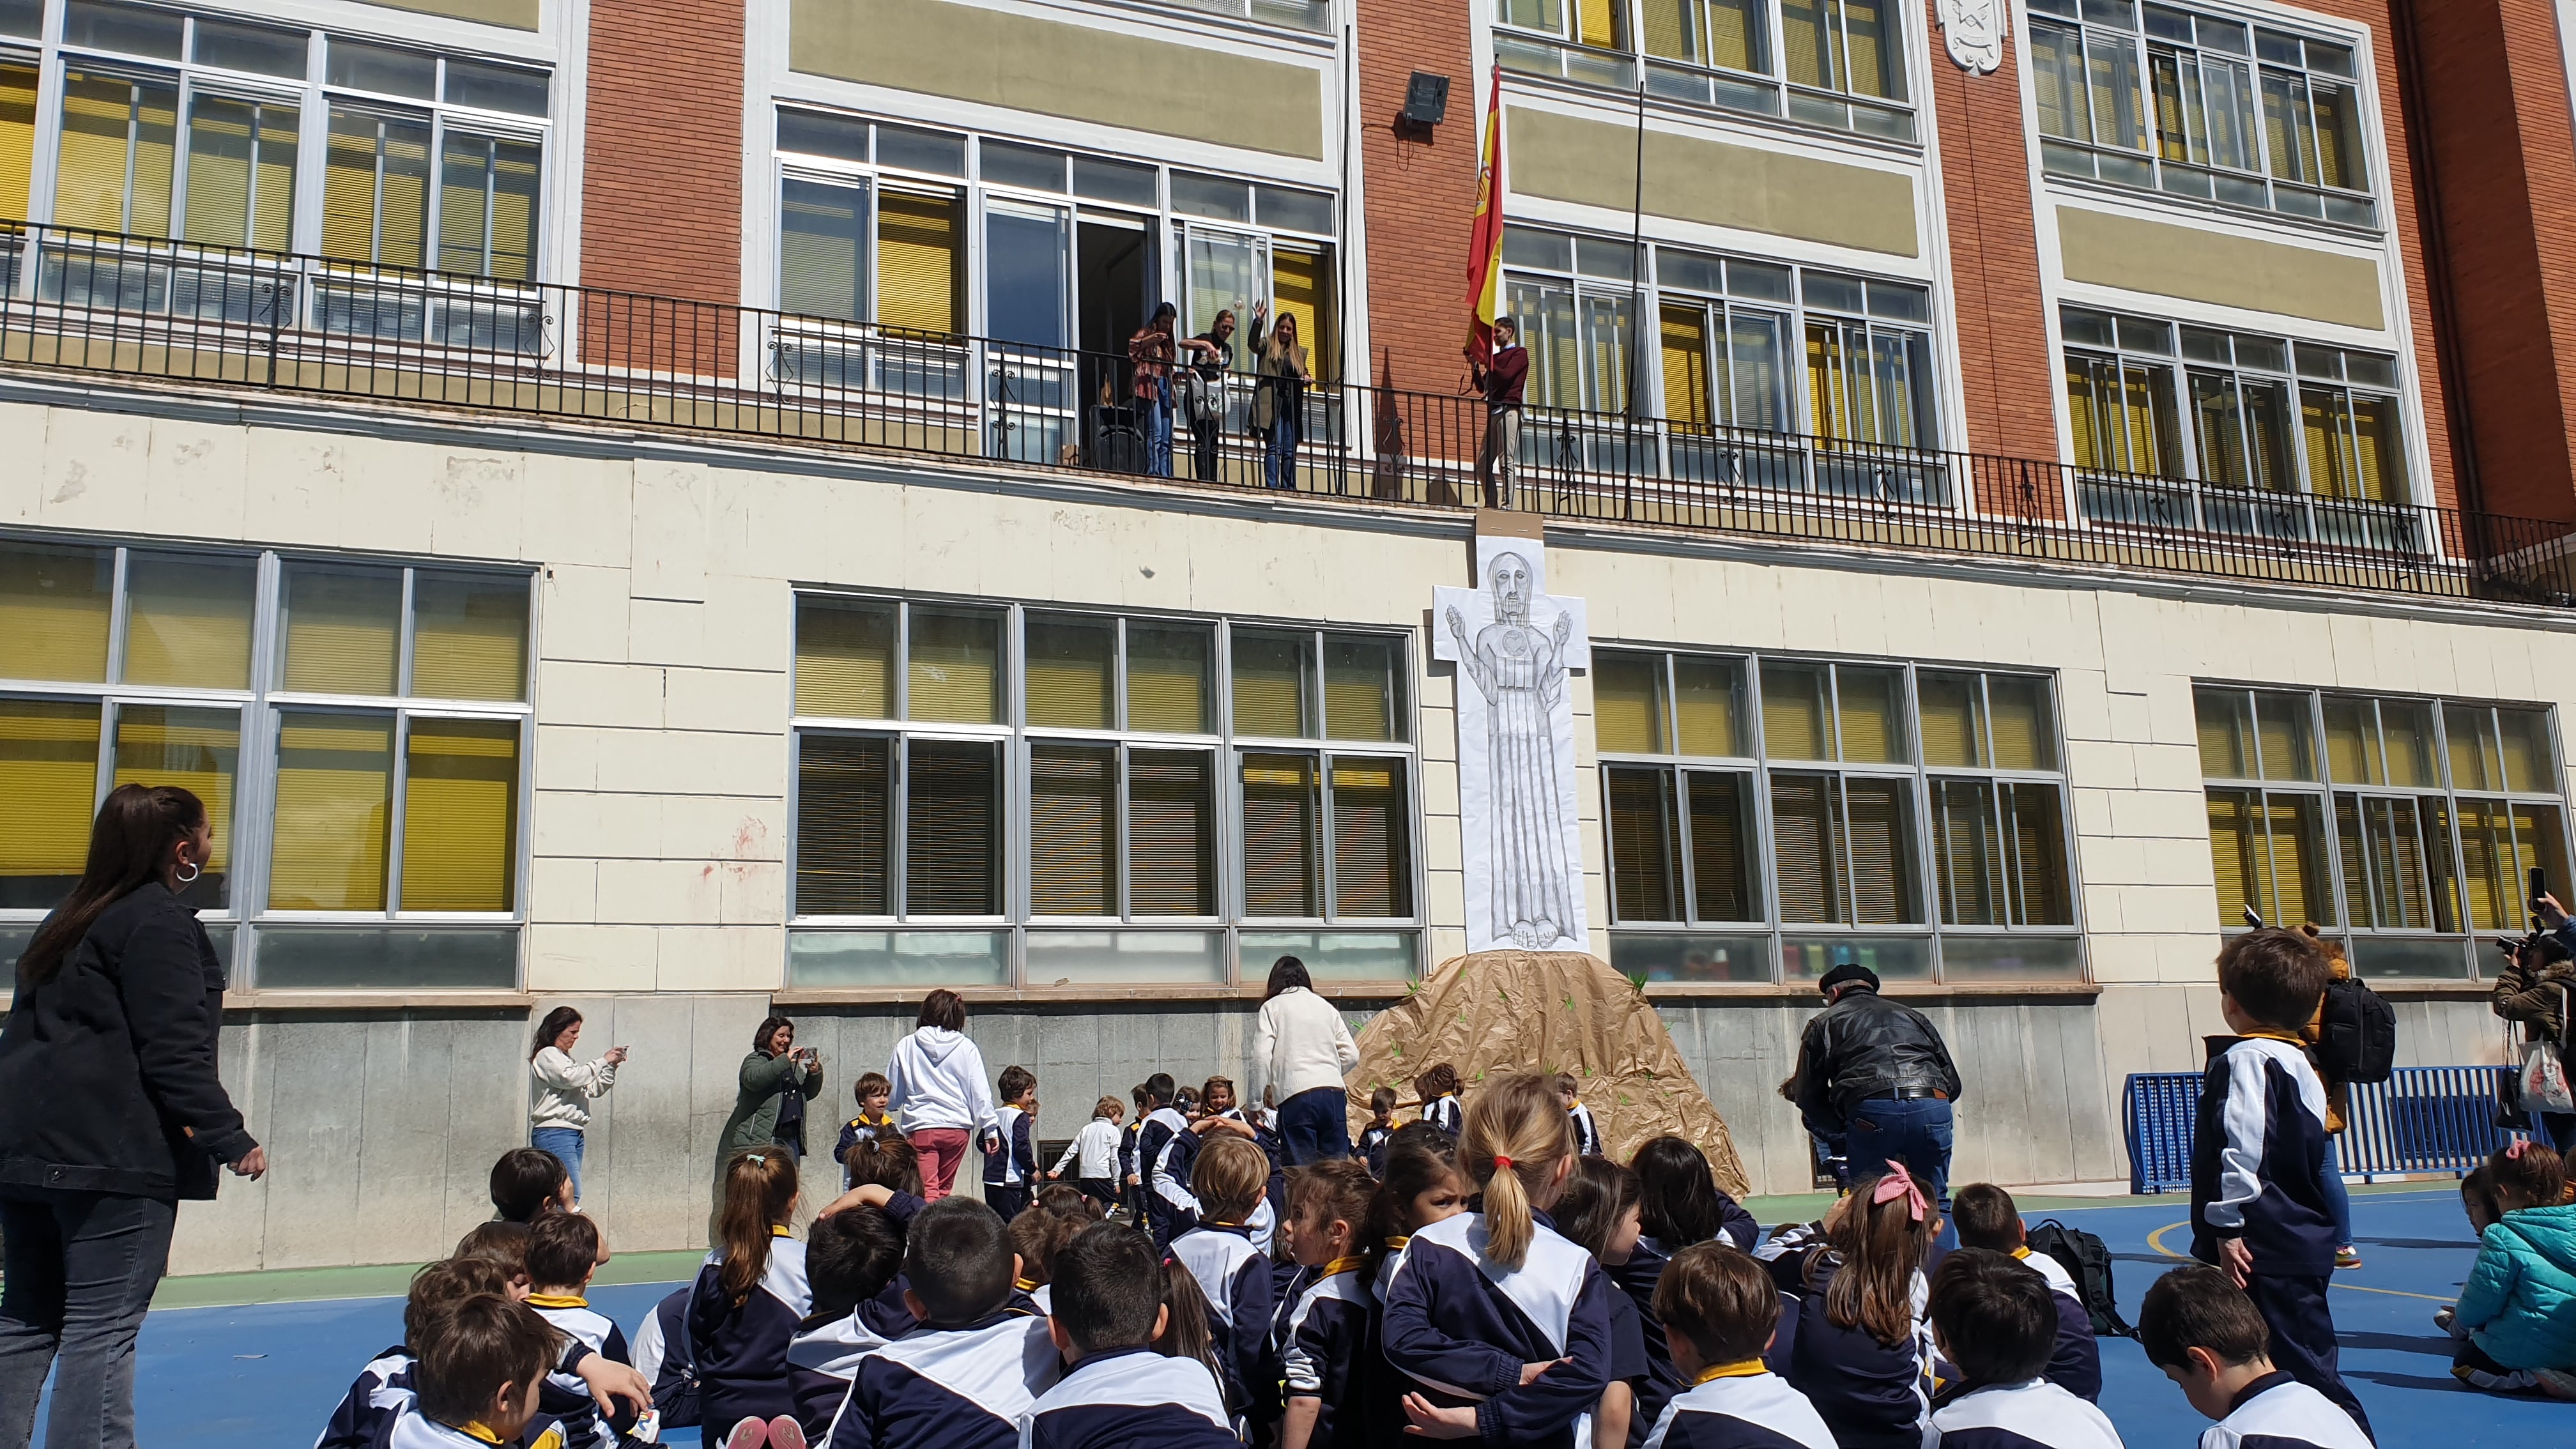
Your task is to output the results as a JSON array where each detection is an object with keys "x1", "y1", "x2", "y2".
[{"x1": 4, "y1": 219, "x2": 2575, "y2": 609}]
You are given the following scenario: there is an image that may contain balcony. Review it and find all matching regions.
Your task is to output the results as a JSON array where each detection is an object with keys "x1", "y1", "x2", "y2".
[{"x1": 3, "y1": 220, "x2": 2572, "y2": 610}]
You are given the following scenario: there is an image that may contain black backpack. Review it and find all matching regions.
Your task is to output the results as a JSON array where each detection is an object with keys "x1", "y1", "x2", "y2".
[
  {"x1": 2025, "y1": 1219, "x2": 2135, "y2": 1338},
  {"x1": 2315, "y1": 976, "x2": 2398, "y2": 1084}
]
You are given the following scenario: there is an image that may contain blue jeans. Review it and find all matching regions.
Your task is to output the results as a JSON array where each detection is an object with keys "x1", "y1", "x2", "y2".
[
  {"x1": 1276, "y1": 1086, "x2": 1350, "y2": 1167},
  {"x1": 532, "y1": 1126, "x2": 586, "y2": 1206},
  {"x1": 0, "y1": 1189, "x2": 177, "y2": 1449},
  {"x1": 1263, "y1": 413, "x2": 1300, "y2": 490},
  {"x1": 1846, "y1": 1096, "x2": 1954, "y2": 1239},
  {"x1": 1142, "y1": 388, "x2": 1174, "y2": 477},
  {"x1": 2319, "y1": 1134, "x2": 2352, "y2": 1250}
]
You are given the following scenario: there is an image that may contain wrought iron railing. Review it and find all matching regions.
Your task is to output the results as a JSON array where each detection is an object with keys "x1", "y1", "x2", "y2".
[{"x1": 4, "y1": 219, "x2": 2575, "y2": 608}]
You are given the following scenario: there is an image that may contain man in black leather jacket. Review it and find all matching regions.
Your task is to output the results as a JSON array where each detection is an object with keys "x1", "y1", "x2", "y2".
[{"x1": 1792, "y1": 960, "x2": 1963, "y2": 1229}]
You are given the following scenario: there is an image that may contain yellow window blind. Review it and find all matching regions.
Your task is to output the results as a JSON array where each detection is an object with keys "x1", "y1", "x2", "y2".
[
  {"x1": 1916, "y1": 673, "x2": 1982, "y2": 769},
  {"x1": 1641, "y1": 0, "x2": 1691, "y2": 59},
  {"x1": 2453, "y1": 797, "x2": 2512, "y2": 931},
  {"x1": 1781, "y1": 0, "x2": 1832, "y2": 89},
  {"x1": 1332, "y1": 758, "x2": 1412, "y2": 917},
  {"x1": 1129, "y1": 749, "x2": 1215, "y2": 916},
  {"x1": 2005, "y1": 783, "x2": 2071, "y2": 925},
  {"x1": 2511, "y1": 803, "x2": 2572, "y2": 913},
  {"x1": 412, "y1": 574, "x2": 528, "y2": 702},
  {"x1": 877, "y1": 188, "x2": 963, "y2": 336},
  {"x1": 1232, "y1": 631, "x2": 1313, "y2": 739},
  {"x1": 122, "y1": 553, "x2": 256, "y2": 690},
  {"x1": 2, "y1": 63, "x2": 38, "y2": 223},
  {"x1": 1324, "y1": 636, "x2": 1400, "y2": 743},
  {"x1": 1125, "y1": 625, "x2": 1211, "y2": 734},
  {"x1": 0, "y1": 540, "x2": 113, "y2": 682},
  {"x1": 2196, "y1": 689, "x2": 2250, "y2": 778},
  {"x1": 2260, "y1": 793, "x2": 2327, "y2": 927},
  {"x1": 1660, "y1": 305, "x2": 1711, "y2": 430},
  {"x1": 323, "y1": 108, "x2": 429, "y2": 267},
  {"x1": 1987, "y1": 675, "x2": 2053, "y2": 770},
  {"x1": 438, "y1": 132, "x2": 537, "y2": 279},
  {"x1": 1025, "y1": 617, "x2": 1114, "y2": 731},
  {"x1": 2498, "y1": 710, "x2": 2552, "y2": 793},
  {"x1": 1805, "y1": 321, "x2": 1857, "y2": 442},
  {"x1": 1239, "y1": 753, "x2": 1320, "y2": 916},
  {"x1": 1933, "y1": 778, "x2": 2001, "y2": 926},
  {"x1": 2333, "y1": 794, "x2": 2370, "y2": 926},
  {"x1": 795, "y1": 733, "x2": 890, "y2": 915},
  {"x1": 780, "y1": 179, "x2": 868, "y2": 322},
  {"x1": 1673, "y1": 656, "x2": 1740, "y2": 758},
  {"x1": 1592, "y1": 654, "x2": 1667, "y2": 755},
  {"x1": 2310, "y1": 82, "x2": 2361, "y2": 191},
  {"x1": 2205, "y1": 790, "x2": 2259, "y2": 924},
  {"x1": 111, "y1": 705, "x2": 236, "y2": 885},
  {"x1": 1841, "y1": 0, "x2": 1900, "y2": 100},
  {"x1": 0, "y1": 699, "x2": 100, "y2": 903},
  {"x1": 281, "y1": 565, "x2": 401, "y2": 695},
  {"x1": 906, "y1": 609, "x2": 1000, "y2": 724},
  {"x1": 2347, "y1": 393, "x2": 2403, "y2": 504},
  {"x1": 401, "y1": 718, "x2": 518, "y2": 912},
  {"x1": 1273, "y1": 244, "x2": 1337, "y2": 381},
  {"x1": 268, "y1": 712, "x2": 392, "y2": 911},
  {"x1": 1029, "y1": 744, "x2": 1116, "y2": 916},
  {"x1": 2444, "y1": 704, "x2": 2497, "y2": 792},
  {"x1": 1836, "y1": 667, "x2": 1903, "y2": 764},
  {"x1": 488, "y1": 137, "x2": 539, "y2": 281},
  {"x1": 321, "y1": 108, "x2": 378, "y2": 261},
  {"x1": 2300, "y1": 387, "x2": 2350, "y2": 498},
  {"x1": 904, "y1": 739, "x2": 1000, "y2": 914},
  {"x1": 1760, "y1": 661, "x2": 1830, "y2": 759},
  {"x1": 1606, "y1": 765, "x2": 1677, "y2": 921},
  {"x1": 795, "y1": 599, "x2": 895, "y2": 720},
  {"x1": 1577, "y1": 0, "x2": 1620, "y2": 49},
  {"x1": 2322, "y1": 698, "x2": 2375, "y2": 785},
  {"x1": 1844, "y1": 778, "x2": 1915, "y2": 923},
  {"x1": 182, "y1": 95, "x2": 296, "y2": 250},
  {"x1": 2381, "y1": 700, "x2": 2434, "y2": 786},
  {"x1": 55, "y1": 72, "x2": 174, "y2": 236},
  {"x1": 1686, "y1": 770, "x2": 1753, "y2": 920},
  {"x1": 1769, "y1": 771, "x2": 1839, "y2": 923}
]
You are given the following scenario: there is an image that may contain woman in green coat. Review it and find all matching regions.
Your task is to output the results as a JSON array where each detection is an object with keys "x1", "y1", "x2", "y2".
[{"x1": 714, "y1": 1015, "x2": 824, "y2": 1205}]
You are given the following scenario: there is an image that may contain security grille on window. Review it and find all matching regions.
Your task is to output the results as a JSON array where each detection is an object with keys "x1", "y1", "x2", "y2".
[
  {"x1": 1493, "y1": 0, "x2": 1914, "y2": 141},
  {"x1": 0, "y1": 535, "x2": 532, "y2": 990},
  {"x1": 790, "y1": 597, "x2": 1418, "y2": 988},
  {"x1": 1596, "y1": 648, "x2": 2078, "y2": 985},
  {"x1": 2029, "y1": 0, "x2": 2375, "y2": 227},
  {"x1": 2198, "y1": 684, "x2": 2569, "y2": 979}
]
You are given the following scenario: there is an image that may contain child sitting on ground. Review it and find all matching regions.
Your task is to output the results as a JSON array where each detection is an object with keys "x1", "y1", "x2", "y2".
[
  {"x1": 1052, "y1": 1096, "x2": 1126, "y2": 1212},
  {"x1": 525, "y1": 1214, "x2": 632, "y2": 1449},
  {"x1": 1276, "y1": 1159, "x2": 1377, "y2": 1449},
  {"x1": 1009, "y1": 1192, "x2": 1094, "y2": 1315},
  {"x1": 785, "y1": 1204, "x2": 907, "y2": 1438},
  {"x1": 1621, "y1": 1136, "x2": 1759, "y2": 1427},
  {"x1": 1553, "y1": 1156, "x2": 1662, "y2": 1448},
  {"x1": 1767, "y1": 1167, "x2": 1936, "y2": 1449},
  {"x1": 2139, "y1": 1263, "x2": 2368, "y2": 1449},
  {"x1": 2447, "y1": 1139, "x2": 2576, "y2": 1399},
  {"x1": 1644, "y1": 1242, "x2": 1834, "y2": 1449},
  {"x1": 1921, "y1": 1250, "x2": 2120, "y2": 1448},
  {"x1": 836, "y1": 1073, "x2": 897, "y2": 1192},
  {"x1": 1167, "y1": 1135, "x2": 1278, "y2": 1422},
  {"x1": 826, "y1": 1197, "x2": 1059, "y2": 1448},
  {"x1": 985, "y1": 1065, "x2": 1043, "y2": 1222},
  {"x1": 390, "y1": 1294, "x2": 565, "y2": 1449},
  {"x1": 317, "y1": 1256, "x2": 516, "y2": 1449},
  {"x1": 688, "y1": 1149, "x2": 809, "y2": 1449},
  {"x1": 1358, "y1": 1088, "x2": 1398, "y2": 1177},
  {"x1": 491, "y1": 1148, "x2": 574, "y2": 1224},
  {"x1": 1018, "y1": 1223, "x2": 1235, "y2": 1446},
  {"x1": 1950, "y1": 1182, "x2": 2102, "y2": 1400}
]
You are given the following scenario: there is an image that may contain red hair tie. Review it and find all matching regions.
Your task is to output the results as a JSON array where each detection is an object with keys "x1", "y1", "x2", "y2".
[{"x1": 1492, "y1": 1154, "x2": 1515, "y2": 1170}]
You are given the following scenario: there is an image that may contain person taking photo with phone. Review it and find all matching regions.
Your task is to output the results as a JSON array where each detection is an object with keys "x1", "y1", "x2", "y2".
[
  {"x1": 716, "y1": 1016, "x2": 823, "y2": 1209},
  {"x1": 2501, "y1": 890, "x2": 2576, "y2": 1153},
  {"x1": 529, "y1": 1006, "x2": 627, "y2": 1209}
]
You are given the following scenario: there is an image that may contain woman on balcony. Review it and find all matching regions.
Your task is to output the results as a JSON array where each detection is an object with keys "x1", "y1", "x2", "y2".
[{"x1": 1250, "y1": 302, "x2": 1309, "y2": 491}]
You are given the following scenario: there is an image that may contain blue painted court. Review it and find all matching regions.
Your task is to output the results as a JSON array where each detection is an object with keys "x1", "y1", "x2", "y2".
[{"x1": 109, "y1": 1186, "x2": 2568, "y2": 1447}]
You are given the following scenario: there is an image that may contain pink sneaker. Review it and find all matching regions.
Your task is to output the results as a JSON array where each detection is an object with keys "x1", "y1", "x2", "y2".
[
  {"x1": 765, "y1": 1417, "x2": 809, "y2": 1449},
  {"x1": 722, "y1": 1418, "x2": 770, "y2": 1449}
]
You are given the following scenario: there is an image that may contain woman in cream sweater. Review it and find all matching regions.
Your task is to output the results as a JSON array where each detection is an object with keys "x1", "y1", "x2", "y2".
[{"x1": 530, "y1": 1005, "x2": 625, "y2": 1206}]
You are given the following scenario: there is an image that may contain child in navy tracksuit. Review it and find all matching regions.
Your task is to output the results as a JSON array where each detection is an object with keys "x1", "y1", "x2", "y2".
[
  {"x1": 826, "y1": 1198, "x2": 1059, "y2": 1449},
  {"x1": 689, "y1": 1150, "x2": 811, "y2": 1444},
  {"x1": 1949, "y1": 1183, "x2": 2102, "y2": 1401},
  {"x1": 1276, "y1": 1159, "x2": 1377, "y2": 1449},
  {"x1": 2189, "y1": 930, "x2": 2370, "y2": 1440},
  {"x1": 1641, "y1": 1243, "x2": 1836, "y2": 1449},
  {"x1": 388, "y1": 1294, "x2": 568, "y2": 1449},
  {"x1": 1019, "y1": 1222, "x2": 1238, "y2": 1448},
  {"x1": 1921, "y1": 1250, "x2": 2121, "y2": 1448},
  {"x1": 316, "y1": 1256, "x2": 516, "y2": 1449},
  {"x1": 784, "y1": 1204, "x2": 907, "y2": 1439},
  {"x1": 835, "y1": 1072, "x2": 898, "y2": 1193},
  {"x1": 630, "y1": 1285, "x2": 701, "y2": 1430},
  {"x1": 1413, "y1": 1063, "x2": 1462, "y2": 1137},
  {"x1": 1167, "y1": 1136, "x2": 1278, "y2": 1422},
  {"x1": 1119, "y1": 1085, "x2": 1150, "y2": 1224},
  {"x1": 1358, "y1": 1126, "x2": 1466, "y2": 1441},
  {"x1": 984, "y1": 1064, "x2": 1042, "y2": 1222},
  {"x1": 524, "y1": 1215, "x2": 631, "y2": 1449},
  {"x1": 1767, "y1": 1164, "x2": 1937, "y2": 1449},
  {"x1": 1381, "y1": 1073, "x2": 1613, "y2": 1449},
  {"x1": 2142, "y1": 1263, "x2": 2372, "y2": 1449},
  {"x1": 1551, "y1": 1157, "x2": 1662, "y2": 1447},
  {"x1": 1555, "y1": 1073, "x2": 1603, "y2": 1158},
  {"x1": 1619, "y1": 1134, "x2": 1762, "y2": 1430},
  {"x1": 1357, "y1": 1088, "x2": 1397, "y2": 1177},
  {"x1": 1140, "y1": 1076, "x2": 1203, "y2": 1250}
]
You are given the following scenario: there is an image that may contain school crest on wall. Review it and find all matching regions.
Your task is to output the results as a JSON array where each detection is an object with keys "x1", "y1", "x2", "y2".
[{"x1": 1938, "y1": 0, "x2": 2007, "y2": 74}]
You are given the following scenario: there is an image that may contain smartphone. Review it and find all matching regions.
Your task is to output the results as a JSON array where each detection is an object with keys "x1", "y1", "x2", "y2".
[{"x1": 2531, "y1": 865, "x2": 2549, "y2": 910}]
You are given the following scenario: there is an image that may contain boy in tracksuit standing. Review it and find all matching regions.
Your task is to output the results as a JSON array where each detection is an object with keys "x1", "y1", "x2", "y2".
[
  {"x1": 985, "y1": 1065, "x2": 1041, "y2": 1222},
  {"x1": 1136, "y1": 1073, "x2": 1199, "y2": 1250},
  {"x1": 2189, "y1": 928, "x2": 2372, "y2": 1441}
]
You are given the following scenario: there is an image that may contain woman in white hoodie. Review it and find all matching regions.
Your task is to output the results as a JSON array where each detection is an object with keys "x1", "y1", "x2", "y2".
[
  {"x1": 884, "y1": 988, "x2": 997, "y2": 1200},
  {"x1": 529, "y1": 1005, "x2": 625, "y2": 1206},
  {"x1": 1253, "y1": 955, "x2": 1360, "y2": 1165}
]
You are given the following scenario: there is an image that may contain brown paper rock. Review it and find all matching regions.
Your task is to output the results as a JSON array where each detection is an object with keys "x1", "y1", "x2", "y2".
[{"x1": 1344, "y1": 950, "x2": 1751, "y2": 1198}]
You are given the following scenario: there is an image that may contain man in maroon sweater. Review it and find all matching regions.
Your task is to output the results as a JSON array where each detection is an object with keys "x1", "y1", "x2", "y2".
[{"x1": 1471, "y1": 316, "x2": 1528, "y2": 508}]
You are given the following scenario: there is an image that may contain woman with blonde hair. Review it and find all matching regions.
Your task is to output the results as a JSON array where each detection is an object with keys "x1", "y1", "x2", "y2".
[
  {"x1": 1248, "y1": 302, "x2": 1310, "y2": 491},
  {"x1": 1380, "y1": 1073, "x2": 1612, "y2": 1447}
]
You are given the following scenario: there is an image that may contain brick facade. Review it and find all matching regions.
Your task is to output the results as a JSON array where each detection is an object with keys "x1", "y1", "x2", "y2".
[
  {"x1": 1353, "y1": 0, "x2": 1480, "y2": 400},
  {"x1": 578, "y1": 0, "x2": 747, "y2": 310}
]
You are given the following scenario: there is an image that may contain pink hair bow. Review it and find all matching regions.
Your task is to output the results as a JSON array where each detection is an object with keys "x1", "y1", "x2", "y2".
[
  {"x1": 2507, "y1": 1139, "x2": 2531, "y2": 1160},
  {"x1": 1871, "y1": 1163, "x2": 1929, "y2": 1222}
]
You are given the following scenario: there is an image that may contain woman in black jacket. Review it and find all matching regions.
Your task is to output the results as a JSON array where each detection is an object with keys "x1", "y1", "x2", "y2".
[{"x1": 0, "y1": 783, "x2": 264, "y2": 1448}]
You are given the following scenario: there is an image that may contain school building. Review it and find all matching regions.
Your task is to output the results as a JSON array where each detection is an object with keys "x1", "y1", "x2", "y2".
[{"x1": 5, "y1": 0, "x2": 2576, "y2": 1273}]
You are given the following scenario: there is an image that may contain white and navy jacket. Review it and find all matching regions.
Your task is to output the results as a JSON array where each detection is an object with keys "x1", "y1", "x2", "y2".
[
  {"x1": 314, "y1": 1344, "x2": 416, "y2": 1449},
  {"x1": 1568, "y1": 1100, "x2": 1602, "y2": 1158},
  {"x1": 631, "y1": 1285, "x2": 700, "y2": 1426},
  {"x1": 2013, "y1": 1247, "x2": 2103, "y2": 1402},
  {"x1": 2195, "y1": 1371, "x2": 2371, "y2": 1449},
  {"x1": 386, "y1": 1413, "x2": 565, "y2": 1449},
  {"x1": 687, "y1": 1231, "x2": 813, "y2": 1430},
  {"x1": 1607, "y1": 1243, "x2": 1685, "y2": 1443},
  {"x1": 1142, "y1": 1107, "x2": 1201, "y2": 1230},
  {"x1": 824, "y1": 1310, "x2": 1059, "y2": 1449},
  {"x1": 1380, "y1": 1208, "x2": 1614, "y2": 1449},
  {"x1": 1765, "y1": 1248, "x2": 1930, "y2": 1449},
  {"x1": 1117, "y1": 1119, "x2": 1142, "y2": 1183},
  {"x1": 986, "y1": 1103, "x2": 1039, "y2": 1188},
  {"x1": 1358, "y1": 1122, "x2": 1394, "y2": 1176},
  {"x1": 1925, "y1": 1377, "x2": 2124, "y2": 1448},
  {"x1": 1279, "y1": 1260, "x2": 1373, "y2": 1449},
  {"x1": 1016, "y1": 1345, "x2": 1237, "y2": 1449},
  {"x1": 527, "y1": 1294, "x2": 632, "y2": 1449},
  {"x1": 788, "y1": 1309, "x2": 897, "y2": 1439},
  {"x1": 1168, "y1": 1221, "x2": 1277, "y2": 1413},
  {"x1": 2191, "y1": 1034, "x2": 2339, "y2": 1277},
  {"x1": 1639, "y1": 1366, "x2": 1836, "y2": 1449},
  {"x1": 1419, "y1": 1093, "x2": 1462, "y2": 1135},
  {"x1": 1054, "y1": 1117, "x2": 1121, "y2": 1181}
]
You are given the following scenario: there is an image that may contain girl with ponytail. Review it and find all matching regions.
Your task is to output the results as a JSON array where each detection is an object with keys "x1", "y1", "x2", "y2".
[
  {"x1": 1379, "y1": 1073, "x2": 1613, "y2": 1448},
  {"x1": 686, "y1": 1149, "x2": 809, "y2": 1446}
]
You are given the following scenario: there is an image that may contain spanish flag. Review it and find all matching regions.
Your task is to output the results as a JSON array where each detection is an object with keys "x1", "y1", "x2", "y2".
[{"x1": 1463, "y1": 65, "x2": 1505, "y2": 365}]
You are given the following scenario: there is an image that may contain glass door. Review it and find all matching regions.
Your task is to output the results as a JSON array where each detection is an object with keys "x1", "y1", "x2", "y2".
[{"x1": 985, "y1": 198, "x2": 1072, "y2": 464}]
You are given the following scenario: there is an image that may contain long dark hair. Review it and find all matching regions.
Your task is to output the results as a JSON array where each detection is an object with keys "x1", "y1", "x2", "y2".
[
  {"x1": 752, "y1": 1015, "x2": 795, "y2": 1055},
  {"x1": 717, "y1": 1148, "x2": 800, "y2": 1307},
  {"x1": 531, "y1": 1006, "x2": 583, "y2": 1061},
  {"x1": 19, "y1": 784, "x2": 205, "y2": 988},
  {"x1": 1634, "y1": 1135, "x2": 1731, "y2": 1248},
  {"x1": 1264, "y1": 955, "x2": 1312, "y2": 999}
]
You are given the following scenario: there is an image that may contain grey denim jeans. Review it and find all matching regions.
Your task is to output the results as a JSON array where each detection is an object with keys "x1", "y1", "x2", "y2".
[{"x1": 0, "y1": 1190, "x2": 178, "y2": 1449}]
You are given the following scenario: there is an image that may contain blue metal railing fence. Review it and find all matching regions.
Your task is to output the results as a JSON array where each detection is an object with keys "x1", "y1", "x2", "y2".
[{"x1": 2123, "y1": 1066, "x2": 2527, "y2": 1194}]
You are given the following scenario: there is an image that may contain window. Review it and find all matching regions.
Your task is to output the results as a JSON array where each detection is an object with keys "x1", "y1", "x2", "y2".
[
  {"x1": 1496, "y1": 0, "x2": 1913, "y2": 140},
  {"x1": 2062, "y1": 305, "x2": 2411, "y2": 537},
  {"x1": 2198, "y1": 684, "x2": 2568, "y2": 979},
  {"x1": 0, "y1": 535, "x2": 531, "y2": 989},
  {"x1": 10, "y1": 4, "x2": 549, "y2": 277},
  {"x1": 1598, "y1": 649, "x2": 2078, "y2": 984},
  {"x1": 2030, "y1": 0, "x2": 2375, "y2": 227},
  {"x1": 790, "y1": 598, "x2": 1417, "y2": 988}
]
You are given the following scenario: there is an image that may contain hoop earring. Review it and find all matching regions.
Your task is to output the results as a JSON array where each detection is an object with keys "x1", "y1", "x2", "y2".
[{"x1": 174, "y1": 859, "x2": 201, "y2": 885}]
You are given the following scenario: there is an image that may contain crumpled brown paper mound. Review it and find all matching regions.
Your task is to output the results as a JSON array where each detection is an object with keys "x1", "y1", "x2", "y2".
[{"x1": 1344, "y1": 950, "x2": 1750, "y2": 1198}]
